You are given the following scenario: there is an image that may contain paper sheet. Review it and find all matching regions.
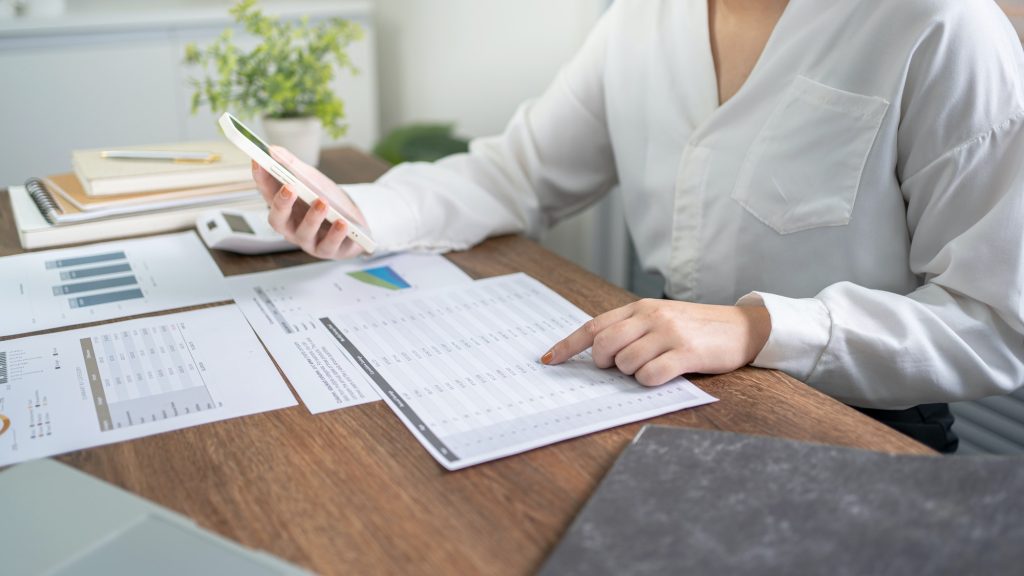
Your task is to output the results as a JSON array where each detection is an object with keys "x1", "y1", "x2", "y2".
[
  {"x1": 0, "y1": 232, "x2": 229, "y2": 337},
  {"x1": 319, "y1": 273, "x2": 718, "y2": 470},
  {"x1": 0, "y1": 305, "x2": 296, "y2": 466},
  {"x1": 226, "y1": 253, "x2": 473, "y2": 413}
]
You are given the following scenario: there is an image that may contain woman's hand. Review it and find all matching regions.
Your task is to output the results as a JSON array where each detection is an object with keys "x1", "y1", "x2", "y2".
[
  {"x1": 252, "y1": 146, "x2": 369, "y2": 260},
  {"x1": 541, "y1": 299, "x2": 772, "y2": 386}
]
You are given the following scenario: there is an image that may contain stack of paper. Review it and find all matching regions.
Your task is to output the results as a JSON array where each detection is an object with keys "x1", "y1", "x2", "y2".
[
  {"x1": 8, "y1": 140, "x2": 263, "y2": 249},
  {"x1": 0, "y1": 232, "x2": 297, "y2": 467},
  {"x1": 228, "y1": 261, "x2": 717, "y2": 470},
  {"x1": 0, "y1": 233, "x2": 716, "y2": 471}
]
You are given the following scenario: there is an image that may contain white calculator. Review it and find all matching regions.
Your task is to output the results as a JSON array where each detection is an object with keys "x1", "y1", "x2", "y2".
[{"x1": 196, "y1": 208, "x2": 297, "y2": 255}]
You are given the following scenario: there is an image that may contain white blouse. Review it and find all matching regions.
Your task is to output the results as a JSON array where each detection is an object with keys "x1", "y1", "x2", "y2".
[{"x1": 345, "y1": 0, "x2": 1024, "y2": 409}]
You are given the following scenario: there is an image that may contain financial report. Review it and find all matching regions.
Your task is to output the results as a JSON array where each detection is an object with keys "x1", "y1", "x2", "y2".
[
  {"x1": 226, "y1": 253, "x2": 472, "y2": 412},
  {"x1": 319, "y1": 273, "x2": 717, "y2": 470},
  {"x1": 0, "y1": 305, "x2": 296, "y2": 466},
  {"x1": 0, "y1": 232, "x2": 229, "y2": 337}
]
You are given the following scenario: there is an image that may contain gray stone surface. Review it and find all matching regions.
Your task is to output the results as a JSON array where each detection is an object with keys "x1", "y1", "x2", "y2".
[{"x1": 539, "y1": 426, "x2": 1024, "y2": 576}]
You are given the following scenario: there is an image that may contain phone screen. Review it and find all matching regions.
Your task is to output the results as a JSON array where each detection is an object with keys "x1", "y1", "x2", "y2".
[{"x1": 230, "y1": 116, "x2": 271, "y2": 154}]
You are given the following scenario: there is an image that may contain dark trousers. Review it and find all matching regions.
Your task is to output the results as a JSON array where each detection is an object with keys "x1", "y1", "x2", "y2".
[{"x1": 853, "y1": 403, "x2": 959, "y2": 454}]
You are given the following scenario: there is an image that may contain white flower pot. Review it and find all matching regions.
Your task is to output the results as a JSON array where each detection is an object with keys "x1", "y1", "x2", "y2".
[{"x1": 261, "y1": 116, "x2": 323, "y2": 167}]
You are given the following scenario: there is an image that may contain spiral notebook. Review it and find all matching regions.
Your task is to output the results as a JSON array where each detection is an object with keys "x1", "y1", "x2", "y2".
[
  {"x1": 25, "y1": 175, "x2": 259, "y2": 224},
  {"x1": 9, "y1": 178, "x2": 265, "y2": 249}
]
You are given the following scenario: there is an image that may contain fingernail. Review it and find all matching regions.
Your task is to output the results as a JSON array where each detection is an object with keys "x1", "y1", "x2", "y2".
[
  {"x1": 334, "y1": 220, "x2": 346, "y2": 231},
  {"x1": 280, "y1": 186, "x2": 293, "y2": 200},
  {"x1": 315, "y1": 199, "x2": 327, "y2": 213},
  {"x1": 541, "y1": 350, "x2": 554, "y2": 365}
]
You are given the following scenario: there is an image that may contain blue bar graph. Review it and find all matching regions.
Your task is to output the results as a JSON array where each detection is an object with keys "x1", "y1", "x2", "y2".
[
  {"x1": 59, "y1": 262, "x2": 132, "y2": 280},
  {"x1": 69, "y1": 288, "x2": 144, "y2": 309},
  {"x1": 53, "y1": 275, "x2": 138, "y2": 296},
  {"x1": 45, "y1": 251, "x2": 126, "y2": 269}
]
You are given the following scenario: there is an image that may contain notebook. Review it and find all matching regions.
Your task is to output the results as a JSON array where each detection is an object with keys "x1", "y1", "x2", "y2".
[
  {"x1": 539, "y1": 426, "x2": 1024, "y2": 576},
  {"x1": 9, "y1": 184, "x2": 267, "y2": 249},
  {"x1": 72, "y1": 140, "x2": 251, "y2": 196},
  {"x1": 43, "y1": 172, "x2": 257, "y2": 213},
  {"x1": 28, "y1": 174, "x2": 259, "y2": 223}
]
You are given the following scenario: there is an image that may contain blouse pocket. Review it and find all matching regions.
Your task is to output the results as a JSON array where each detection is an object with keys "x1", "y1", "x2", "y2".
[{"x1": 731, "y1": 75, "x2": 889, "y2": 234}]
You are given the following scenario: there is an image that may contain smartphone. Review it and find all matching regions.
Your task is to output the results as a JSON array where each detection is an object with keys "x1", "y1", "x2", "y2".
[{"x1": 218, "y1": 112, "x2": 376, "y2": 254}]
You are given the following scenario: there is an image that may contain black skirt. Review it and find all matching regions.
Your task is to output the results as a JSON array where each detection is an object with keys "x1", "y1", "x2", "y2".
[{"x1": 853, "y1": 403, "x2": 959, "y2": 454}]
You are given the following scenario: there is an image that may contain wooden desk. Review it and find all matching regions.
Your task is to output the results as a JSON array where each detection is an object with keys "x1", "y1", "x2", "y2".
[{"x1": 0, "y1": 148, "x2": 933, "y2": 575}]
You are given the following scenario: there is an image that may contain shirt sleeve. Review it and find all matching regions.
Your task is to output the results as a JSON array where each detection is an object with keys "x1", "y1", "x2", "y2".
[
  {"x1": 739, "y1": 4, "x2": 1024, "y2": 409},
  {"x1": 345, "y1": 7, "x2": 618, "y2": 253}
]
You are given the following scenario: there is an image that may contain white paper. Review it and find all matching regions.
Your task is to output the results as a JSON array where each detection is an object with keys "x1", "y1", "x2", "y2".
[
  {"x1": 0, "y1": 232, "x2": 229, "y2": 337},
  {"x1": 319, "y1": 273, "x2": 718, "y2": 470},
  {"x1": 226, "y1": 253, "x2": 472, "y2": 413},
  {"x1": 0, "y1": 305, "x2": 296, "y2": 466}
]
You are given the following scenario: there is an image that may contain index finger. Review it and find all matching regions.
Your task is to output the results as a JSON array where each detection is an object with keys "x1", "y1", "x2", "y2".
[
  {"x1": 252, "y1": 160, "x2": 282, "y2": 203},
  {"x1": 541, "y1": 304, "x2": 636, "y2": 365}
]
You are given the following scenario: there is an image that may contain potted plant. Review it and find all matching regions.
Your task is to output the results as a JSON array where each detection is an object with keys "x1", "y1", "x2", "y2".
[{"x1": 184, "y1": 0, "x2": 363, "y2": 166}]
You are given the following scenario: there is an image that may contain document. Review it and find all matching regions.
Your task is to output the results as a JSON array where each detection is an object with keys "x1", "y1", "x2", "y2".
[
  {"x1": 226, "y1": 253, "x2": 472, "y2": 413},
  {"x1": 0, "y1": 232, "x2": 229, "y2": 337},
  {"x1": 319, "y1": 273, "x2": 717, "y2": 470},
  {"x1": 0, "y1": 305, "x2": 296, "y2": 466}
]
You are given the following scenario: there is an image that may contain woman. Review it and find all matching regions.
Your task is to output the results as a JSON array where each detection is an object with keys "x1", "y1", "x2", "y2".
[{"x1": 253, "y1": 0, "x2": 1024, "y2": 452}]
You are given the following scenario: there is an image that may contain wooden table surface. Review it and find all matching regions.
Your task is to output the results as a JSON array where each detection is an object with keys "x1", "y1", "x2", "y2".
[{"x1": 0, "y1": 148, "x2": 934, "y2": 575}]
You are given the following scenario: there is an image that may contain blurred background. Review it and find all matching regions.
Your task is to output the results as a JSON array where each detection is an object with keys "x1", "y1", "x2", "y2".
[
  {"x1": 3, "y1": 0, "x2": 1022, "y2": 294},
  {"x1": 0, "y1": 0, "x2": 634, "y2": 294},
  {"x1": 3, "y1": 0, "x2": 1024, "y2": 453}
]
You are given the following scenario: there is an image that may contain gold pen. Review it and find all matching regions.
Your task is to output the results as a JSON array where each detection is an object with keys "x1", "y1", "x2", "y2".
[{"x1": 99, "y1": 150, "x2": 222, "y2": 163}]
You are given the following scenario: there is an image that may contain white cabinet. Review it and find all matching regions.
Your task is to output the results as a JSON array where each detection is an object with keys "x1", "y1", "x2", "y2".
[{"x1": 0, "y1": 1, "x2": 379, "y2": 185}]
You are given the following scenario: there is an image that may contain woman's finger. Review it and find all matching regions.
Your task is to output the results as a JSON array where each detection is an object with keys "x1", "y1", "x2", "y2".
[
  {"x1": 613, "y1": 334, "x2": 671, "y2": 376},
  {"x1": 542, "y1": 303, "x2": 637, "y2": 365},
  {"x1": 313, "y1": 220, "x2": 348, "y2": 259},
  {"x1": 294, "y1": 198, "x2": 329, "y2": 251},
  {"x1": 252, "y1": 161, "x2": 280, "y2": 203},
  {"x1": 590, "y1": 317, "x2": 648, "y2": 369},
  {"x1": 634, "y1": 350, "x2": 689, "y2": 387},
  {"x1": 267, "y1": 185, "x2": 298, "y2": 235}
]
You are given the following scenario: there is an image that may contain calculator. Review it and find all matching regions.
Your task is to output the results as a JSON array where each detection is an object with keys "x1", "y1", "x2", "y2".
[{"x1": 196, "y1": 208, "x2": 296, "y2": 255}]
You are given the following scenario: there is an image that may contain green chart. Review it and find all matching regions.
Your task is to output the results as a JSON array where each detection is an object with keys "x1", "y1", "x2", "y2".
[{"x1": 347, "y1": 266, "x2": 412, "y2": 291}]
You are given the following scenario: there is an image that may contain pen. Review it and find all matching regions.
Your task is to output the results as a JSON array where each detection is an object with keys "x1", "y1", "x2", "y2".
[{"x1": 100, "y1": 150, "x2": 222, "y2": 163}]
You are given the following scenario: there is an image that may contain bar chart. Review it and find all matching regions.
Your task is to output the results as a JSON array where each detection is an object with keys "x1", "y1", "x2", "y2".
[
  {"x1": 47, "y1": 251, "x2": 145, "y2": 308},
  {"x1": 0, "y1": 232, "x2": 229, "y2": 337}
]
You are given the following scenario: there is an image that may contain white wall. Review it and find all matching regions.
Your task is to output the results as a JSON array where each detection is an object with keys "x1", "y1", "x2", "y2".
[
  {"x1": 0, "y1": 1, "x2": 378, "y2": 183},
  {"x1": 372, "y1": 0, "x2": 607, "y2": 138},
  {"x1": 370, "y1": 0, "x2": 630, "y2": 288}
]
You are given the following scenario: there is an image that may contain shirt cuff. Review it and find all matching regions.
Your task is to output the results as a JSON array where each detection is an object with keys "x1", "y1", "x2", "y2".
[
  {"x1": 343, "y1": 183, "x2": 419, "y2": 252},
  {"x1": 736, "y1": 291, "x2": 832, "y2": 382}
]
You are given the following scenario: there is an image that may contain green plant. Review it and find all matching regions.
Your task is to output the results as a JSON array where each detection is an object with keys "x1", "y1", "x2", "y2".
[
  {"x1": 184, "y1": 0, "x2": 363, "y2": 138},
  {"x1": 373, "y1": 124, "x2": 470, "y2": 165}
]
